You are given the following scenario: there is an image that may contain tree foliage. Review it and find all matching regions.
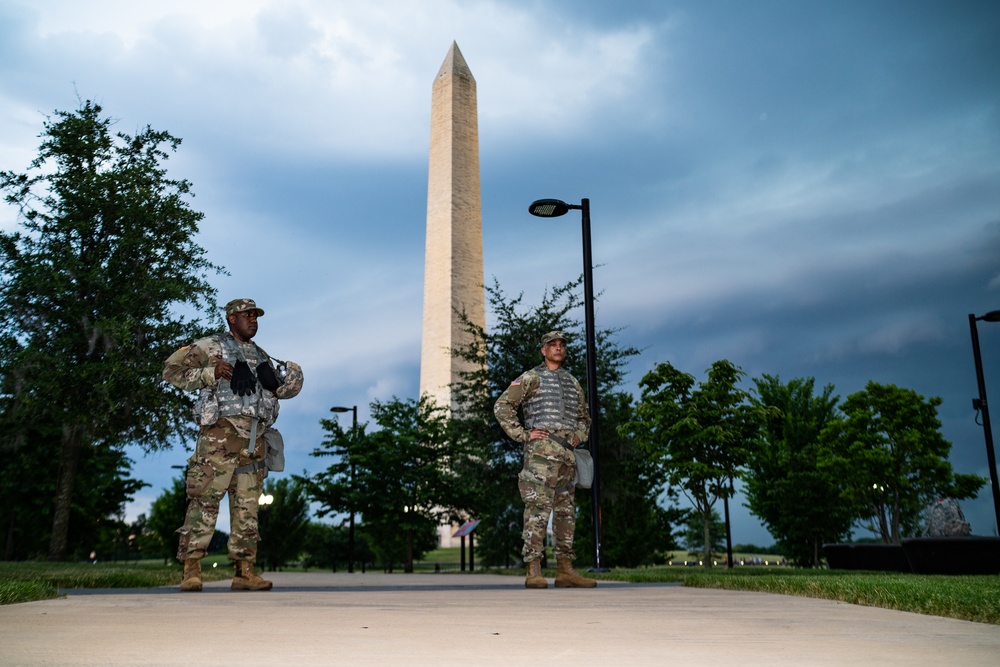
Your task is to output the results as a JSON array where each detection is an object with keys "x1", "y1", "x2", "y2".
[
  {"x1": 0, "y1": 100, "x2": 222, "y2": 560},
  {"x1": 624, "y1": 360, "x2": 760, "y2": 567},
  {"x1": 450, "y1": 277, "x2": 672, "y2": 568},
  {"x1": 0, "y1": 101, "x2": 216, "y2": 559},
  {"x1": 0, "y1": 423, "x2": 147, "y2": 560},
  {"x1": 574, "y1": 391, "x2": 684, "y2": 567},
  {"x1": 300, "y1": 522, "x2": 377, "y2": 572},
  {"x1": 683, "y1": 507, "x2": 724, "y2": 555},
  {"x1": 259, "y1": 476, "x2": 310, "y2": 571},
  {"x1": 142, "y1": 476, "x2": 228, "y2": 563},
  {"x1": 818, "y1": 382, "x2": 985, "y2": 543},
  {"x1": 143, "y1": 476, "x2": 188, "y2": 563},
  {"x1": 745, "y1": 375, "x2": 852, "y2": 567},
  {"x1": 303, "y1": 396, "x2": 468, "y2": 572}
]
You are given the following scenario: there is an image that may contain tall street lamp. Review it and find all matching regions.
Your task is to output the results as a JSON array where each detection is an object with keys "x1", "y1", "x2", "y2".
[
  {"x1": 331, "y1": 405, "x2": 358, "y2": 573},
  {"x1": 528, "y1": 197, "x2": 606, "y2": 571},
  {"x1": 969, "y1": 310, "x2": 1000, "y2": 534}
]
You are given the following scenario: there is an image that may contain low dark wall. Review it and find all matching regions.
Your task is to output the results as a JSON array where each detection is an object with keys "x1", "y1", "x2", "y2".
[
  {"x1": 823, "y1": 543, "x2": 911, "y2": 573},
  {"x1": 901, "y1": 537, "x2": 1000, "y2": 575}
]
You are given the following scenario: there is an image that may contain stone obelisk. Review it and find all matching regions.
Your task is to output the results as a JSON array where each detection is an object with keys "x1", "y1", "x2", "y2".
[{"x1": 419, "y1": 42, "x2": 485, "y2": 412}]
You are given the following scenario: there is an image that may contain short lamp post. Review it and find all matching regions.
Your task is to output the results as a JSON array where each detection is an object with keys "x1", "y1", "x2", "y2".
[
  {"x1": 331, "y1": 405, "x2": 358, "y2": 572},
  {"x1": 528, "y1": 197, "x2": 606, "y2": 571},
  {"x1": 258, "y1": 492, "x2": 274, "y2": 571},
  {"x1": 969, "y1": 310, "x2": 1000, "y2": 534}
]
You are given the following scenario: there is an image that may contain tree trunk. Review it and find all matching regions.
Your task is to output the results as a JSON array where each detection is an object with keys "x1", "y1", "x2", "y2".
[
  {"x1": 48, "y1": 425, "x2": 83, "y2": 561},
  {"x1": 891, "y1": 493, "x2": 901, "y2": 544},
  {"x1": 702, "y1": 507, "x2": 712, "y2": 569},
  {"x1": 405, "y1": 528, "x2": 414, "y2": 573},
  {"x1": 878, "y1": 506, "x2": 890, "y2": 544},
  {"x1": 4, "y1": 508, "x2": 16, "y2": 561}
]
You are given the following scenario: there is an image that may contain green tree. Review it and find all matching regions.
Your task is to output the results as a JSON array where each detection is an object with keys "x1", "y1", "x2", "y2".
[
  {"x1": 301, "y1": 522, "x2": 374, "y2": 571},
  {"x1": 259, "y1": 476, "x2": 310, "y2": 571},
  {"x1": 450, "y1": 278, "x2": 670, "y2": 568},
  {"x1": 448, "y1": 279, "x2": 581, "y2": 567},
  {"x1": 575, "y1": 391, "x2": 685, "y2": 567},
  {"x1": 624, "y1": 360, "x2": 760, "y2": 568},
  {"x1": 0, "y1": 423, "x2": 146, "y2": 561},
  {"x1": 0, "y1": 100, "x2": 222, "y2": 560},
  {"x1": 745, "y1": 375, "x2": 852, "y2": 567},
  {"x1": 683, "y1": 507, "x2": 724, "y2": 556},
  {"x1": 819, "y1": 382, "x2": 985, "y2": 543},
  {"x1": 144, "y1": 476, "x2": 188, "y2": 564},
  {"x1": 304, "y1": 396, "x2": 468, "y2": 572}
]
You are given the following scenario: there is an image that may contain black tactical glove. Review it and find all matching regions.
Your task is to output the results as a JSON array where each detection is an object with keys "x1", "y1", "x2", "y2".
[
  {"x1": 230, "y1": 360, "x2": 257, "y2": 396},
  {"x1": 256, "y1": 361, "x2": 284, "y2": 392}
]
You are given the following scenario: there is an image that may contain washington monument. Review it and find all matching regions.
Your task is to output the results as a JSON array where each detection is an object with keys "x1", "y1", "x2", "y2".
[{"x1": 419, "y1": 42, "x2": 485, "y2": 412}]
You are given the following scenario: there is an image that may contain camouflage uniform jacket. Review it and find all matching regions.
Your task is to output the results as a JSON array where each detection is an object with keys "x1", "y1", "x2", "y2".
[
  {"x1": 494, "y1": 363, "x2": 591, "y2": 446},
  {"x1": 163, "y1": 332, "x2": 303, "y2": 438}
]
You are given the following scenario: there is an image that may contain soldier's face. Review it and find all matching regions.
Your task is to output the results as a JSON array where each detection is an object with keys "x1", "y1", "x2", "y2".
[
  {"x1": 228, "y1": 310, "x2": 259, "y2": 342},
  {"x1": 541, "y1": 339, "x2": 566, "y2": 366}
]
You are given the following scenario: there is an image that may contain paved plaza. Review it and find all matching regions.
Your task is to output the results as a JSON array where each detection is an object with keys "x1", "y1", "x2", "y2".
[{"x1": 1, "y1": 572, "x2": 999, "y2": 666}]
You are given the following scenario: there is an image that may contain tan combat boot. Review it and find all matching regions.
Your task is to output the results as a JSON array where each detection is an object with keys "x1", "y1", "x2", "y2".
[
  {"x1": 180, "y1": 558, "x2": 202, "y2": 592},
  {"x1": 525, "y1": 560, "x2": 548, "y2": 589},
  {"x1": 555, "y1": 559, "x2": 597, "y2": 588},
  {"x1": 231, "y1": 560, "x2": 273, "y2": 591}
]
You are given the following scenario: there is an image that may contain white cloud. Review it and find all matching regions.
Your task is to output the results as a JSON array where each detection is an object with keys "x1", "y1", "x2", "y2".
[{"x1": 4, "y1": 0, "x2": 671, "y2": 164}]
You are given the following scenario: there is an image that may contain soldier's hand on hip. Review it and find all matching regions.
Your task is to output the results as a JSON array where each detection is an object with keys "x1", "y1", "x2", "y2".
[{"x1": 529, "y1": 429, "x2": 549, "y2": 441}]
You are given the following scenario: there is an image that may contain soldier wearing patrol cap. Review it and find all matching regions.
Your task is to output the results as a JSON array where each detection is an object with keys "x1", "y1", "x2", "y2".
[
  {"x1": 494, "y1": 330, "x2": 597, "y2": 589},
  {"x1": 163, "y1": 298, "x2": 303, "y2": 592}
]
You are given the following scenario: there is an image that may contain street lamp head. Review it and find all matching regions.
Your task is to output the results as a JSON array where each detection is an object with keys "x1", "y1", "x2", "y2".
[
  {"x1": 978, "y1": 310, "x2": 1000, "y2": 323},
  {"x1": 529, "y1": 198, "x2": 572, "y2": 218},
  {"x1": 330, "y1": 406, "x2": 351, "y2": 413}
]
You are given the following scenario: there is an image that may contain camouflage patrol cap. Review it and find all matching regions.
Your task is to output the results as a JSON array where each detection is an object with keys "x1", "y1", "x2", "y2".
[
  {"x1": 224, "y1": 298, "x2": 265, "y2": 317},
  {"x1": 540, "y1": 330, "x2": 567, "y2": 346}
]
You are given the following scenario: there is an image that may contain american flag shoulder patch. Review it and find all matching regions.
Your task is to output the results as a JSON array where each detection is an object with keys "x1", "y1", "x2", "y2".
[{"x1": 510, "y1": 379, "x2": 521, "y2": 386}]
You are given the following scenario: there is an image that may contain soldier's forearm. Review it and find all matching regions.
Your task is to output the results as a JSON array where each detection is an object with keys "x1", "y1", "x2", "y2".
[{"x1": 164, "y1": 366, "x2": 217, "y2": 391}]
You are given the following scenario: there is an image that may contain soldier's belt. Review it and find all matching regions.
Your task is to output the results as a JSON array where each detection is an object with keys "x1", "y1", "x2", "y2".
[
  {"x1": 547, "y1": 432, "x2": 575, "y2": 450},
  {"x1": 234, "y1": 460, "x2": 266, "y2": 475}
]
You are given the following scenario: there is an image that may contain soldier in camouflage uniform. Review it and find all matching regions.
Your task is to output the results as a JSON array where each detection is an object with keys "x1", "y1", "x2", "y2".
[
  {"x1": 163, "y1": 298, "x2": 303, "y2": 592},
  {"x1": 494, "y1": 331, "x2": 596, "y2": 589}
]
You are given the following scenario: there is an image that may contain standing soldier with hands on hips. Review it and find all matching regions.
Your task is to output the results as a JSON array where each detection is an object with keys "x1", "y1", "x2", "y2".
[
  {"x1": 494, "y1": 331, "x2": 597, "y2": 589},
  {"x1": 163, "y1": 298, "x2": 303, "y2": 592}
]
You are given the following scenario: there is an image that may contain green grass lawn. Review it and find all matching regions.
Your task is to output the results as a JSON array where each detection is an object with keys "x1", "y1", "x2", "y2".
[
  {"x1": 3, "y1": 557, "x2": 997, "y2": 625},
  {"x1": 0, "y1": 559, "x2": 231, "y2": 605},
  {"x1": 590, "y1": 567, "x2": 1000, "y2": 625}
]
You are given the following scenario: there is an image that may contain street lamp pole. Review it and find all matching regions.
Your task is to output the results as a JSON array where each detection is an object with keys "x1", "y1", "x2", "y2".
[
  {"x1": 529, "y1": 197, "x2": 606, "y2": 571},
  {"x1": 331, "y1": 405, "x2": 358, "y2": 572},
  {"x1": 969, "y1": 311, "x2": 1000, "y2": 534}
]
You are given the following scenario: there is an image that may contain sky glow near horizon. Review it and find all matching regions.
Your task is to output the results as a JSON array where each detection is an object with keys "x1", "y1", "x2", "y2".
[{"x1": 2, "y1": 0, "x2": 999, "y2": 546}]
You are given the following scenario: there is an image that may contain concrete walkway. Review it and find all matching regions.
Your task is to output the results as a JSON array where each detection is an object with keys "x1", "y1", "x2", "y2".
[{"x1": 1, "y1": 572, "x2": 999, "y2": 666}]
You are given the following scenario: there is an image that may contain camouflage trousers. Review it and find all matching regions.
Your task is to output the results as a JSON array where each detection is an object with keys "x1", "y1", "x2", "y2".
[
  {"x1": 176, "y1": 419, "x2": 266, "y2": 563},
  {"x1": 518, "y1": 436, "x2": 577, "y2": 564}
]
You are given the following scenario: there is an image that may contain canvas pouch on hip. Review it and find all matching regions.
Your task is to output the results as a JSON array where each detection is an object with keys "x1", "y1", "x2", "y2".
[
  {"x1": 264, "y1": 428, "x2": 285, "y2": 472},
  {"x1": 573, "y1": 448, "x2": 594, "y2": 489},
  {"x1": 548, "y1": 433, "x2": 594, "y2": 490}
]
